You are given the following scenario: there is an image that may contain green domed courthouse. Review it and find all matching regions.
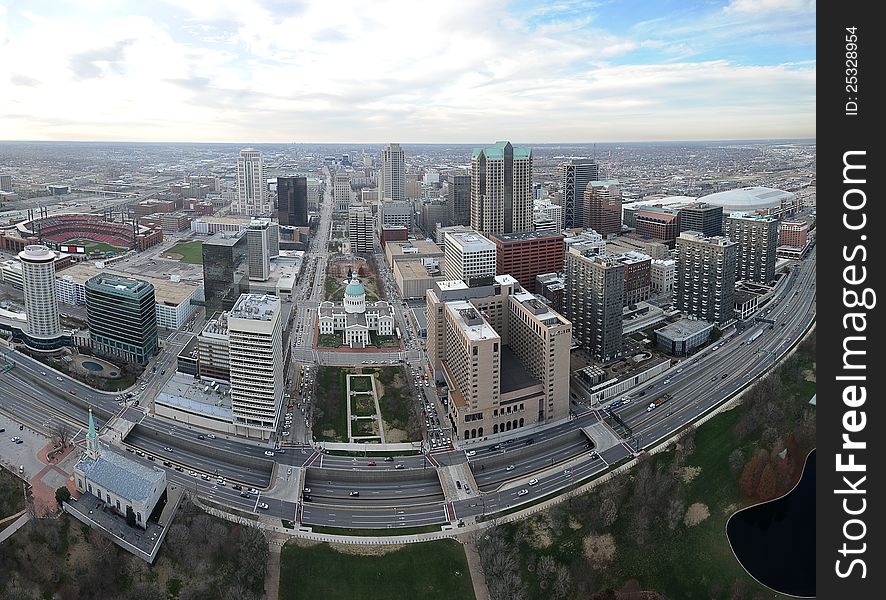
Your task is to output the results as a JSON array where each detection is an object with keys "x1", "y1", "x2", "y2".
[{"x1": 318, "y1": 277, "x2": 394, "y2": 348}]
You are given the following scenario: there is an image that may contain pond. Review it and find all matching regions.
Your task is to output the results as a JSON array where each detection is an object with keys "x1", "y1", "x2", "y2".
[
  {"x1": 726, "y1": 449, "x2": 816, "y2": 597},
  {"x1": 82, "y1": 361, "x2": 105, "y2": 372}
]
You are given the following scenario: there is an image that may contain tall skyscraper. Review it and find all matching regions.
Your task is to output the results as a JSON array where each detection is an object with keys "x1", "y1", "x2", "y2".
[
  {"x1": 725, "y1": 213, "x2": 778, "y2": 284},
  {"x1": 202, "y1": 232, "x2": 248, "y2": 313},
  {"x1": 19, "y1": 245, "x2": 61, "y2": 340},
  {"x1": 276, "y1": 176, "x2": 308, "y2": 226},
  {"x1": 247, "y1": 220, "x2": 275, "y2": 282},
  {"x1": 566, "y1": 247, "x2": 624, "y2": 361},
  {"x1": 85, "y1": 274, "x2": 159, "y2": 365},
  {"x1": 470, "y1": 141, "x2": 533, "y2": 234},
  {"x1": 348, "y1": 205, "x2": 374, "y2": 254},
  {"x1": 675, "y1": 232, "x2": 737, "y2": 326},
  {"x1": 584, "y1": 180, "x2": 622, "y2": 235},
  {"x1": 0, "y1": 175, "x2": 12, "y2": 193},
  {"x1": 679, "y1": 202, "x2": 723, "y2": 237},
  {"x1": 233, "y1": 148, "x2": 268, "y2": 216},
  {"x1": 561, "y1": 158, "x2": 599, "y2": 229},
  {"x1": 228, "y1": 294, "x2": 283, "y2": 439},
  {"x1": 334, "y1": 172, "x2": 352, "y2": 211},
  {"x1": 379, "y1": 143, "x2": 406, "y2": 202},
  {"x1": 446, "y1": 174, "x2": 471, "y2": 226}
]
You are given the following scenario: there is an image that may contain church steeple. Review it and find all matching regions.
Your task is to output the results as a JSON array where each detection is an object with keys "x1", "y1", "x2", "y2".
[{"x1": 86, "y1": 408, "x2": 99, "y2": 460}]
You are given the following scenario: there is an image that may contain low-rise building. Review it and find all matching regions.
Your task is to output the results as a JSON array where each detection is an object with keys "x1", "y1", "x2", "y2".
[{"x1": 655, "y1": 318, "x2": 714, "y2": 355}]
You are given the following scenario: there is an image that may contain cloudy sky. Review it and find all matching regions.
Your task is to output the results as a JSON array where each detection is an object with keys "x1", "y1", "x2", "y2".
[{"x1": 0, "y1": 0, "x2": 815, "y2": 143}]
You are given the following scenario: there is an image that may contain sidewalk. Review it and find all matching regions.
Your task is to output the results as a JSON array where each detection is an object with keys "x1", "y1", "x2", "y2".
[
  {"x1": 0, "y1": 512, "x2": 31, "y2": 544},
  {"x1": 459, "y1": 535, "x2": 490, "y2": 600}
]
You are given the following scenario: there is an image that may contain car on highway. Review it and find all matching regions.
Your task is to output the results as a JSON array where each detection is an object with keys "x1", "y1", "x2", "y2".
[
  {"x1": 232, "y1": 484, "x2": 243, "y2": 491},
  {"x1": 517, "y1": 489, "x2": 529, "y2": 497},
  {"x1": 384, "y1": 456, "x2": 394, "y2": 461},
  {"x1": 248, "y1": 488, "x2": 259, "y2": 495},
  {"x1": 264, "y1": 450, "x2": 275, "y2": 457},
  {"x1": 200, "y1": 474, "x2": 209, "y2": 480},
  {"x1": 257, "y1": 503, "x2": 269, "y2": 510},
  {"x1": 240, "y1": 491, "x2": 251, "y2": 498},
  {"x1": 367, "y1": 461, "x2": 377, "y2": 466},
  {"x1": 647, "y1": 403, "x2": 657, "y2": 412},
  {"x1": 349, "y1": 491, "x2": 360, "y2": 497},
  {"x1": 395, "y1": 464, "x2": 404, "y2": 469},
  {"x1": 216, "y1": 479, "x2": 226, "y2": 486},
  {"x1": 663, "y1": 379, "x2": 670, "y2": 384},
  {"x1": 207, "y1": 434, "x2": 216, "y2": 439},
  {"x1": 465, "y1": 450, "x2": 476, "y2": 457},
  {"x1": 56, "y1": 376, "x2": 63, "y2": 381},
  {"x1": 302, "y1": 494, "x2": 313, "y2": 502},
  {"x1": 163, "y1": 447, "x2": 172, "y2": 452},
  {"x1": 303, "y1": 487, "x2": 311, "y2": 493},
  {"x1": 528, "y1": 478, "x2": 539, "y2": 486},
  {"x1": 505, "y1": 465, "x2": 515, "y2": 472},
  {"x1": 197, "y1": 434, "x2": 205, "y2": 440}
]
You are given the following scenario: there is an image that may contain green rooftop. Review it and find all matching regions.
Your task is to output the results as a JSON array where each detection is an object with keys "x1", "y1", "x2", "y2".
[{"x1": 471, "y1": 140, "x2": 532, "y2": 160}]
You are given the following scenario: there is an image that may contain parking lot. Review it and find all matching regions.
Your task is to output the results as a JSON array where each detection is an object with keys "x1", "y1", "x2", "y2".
[{"x1": 0, "y1": 412, "x2": 54, "y2": 479}]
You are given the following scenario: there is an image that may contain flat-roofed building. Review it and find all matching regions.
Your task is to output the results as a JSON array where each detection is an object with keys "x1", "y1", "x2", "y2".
[
  {"x1": 197, "y1": 312, "x2": 230, "y2": 381},
  {"x1": 443, "y1": 230, "x2": 496, "y2": 285},
  {"x1": 612, "y1": 251, "x2": 652, "y2": 306},
  {"x1": 470, "y1": 141, "x2": 533, "y2": 234},
  {"x1": 202, "y1": 232, "x2": 248, "y2": 312},
  {"x1": 426, "y1": 275, "x2": 571, "y2": 441},
  {"x1": 636, "y1": 207, "x2": 680, "y2": 247},
  {"x1": 565, "y1": 247, "x2": 624, "y2": 361},
  {"x1": 584, "y1": 180, "x2": 621, "y2": 236},
  {"x1": 679, "y1": 202, "x2": 723, "y2": 237},
  {"x1": 675, "y1": 231, "x2": 737, "y2": 326},
  {"x1": 348, "y1": 205, "x2": 374, "y2": 254},
  {"x1": 655, "y1": 318, "x2": 714, "y2": 356},
  {"x1": 228, "y1": 294, "x2": 283, "y2": 439},
  {"x1": 651, "y1": 259, "x2": 676, "y2": 295},
  {"x1": 489, "y1": 230, "x2": 565, "y2": 293},
  {"x1": 725, "y1": 213, "x2": 778, "y2": 284},
  {"x1": 384, "y1": 239, "x2": 444, "y2": 268},
  {"x1": 86, "y1": 274, "x2": 159, "y2": 365}
]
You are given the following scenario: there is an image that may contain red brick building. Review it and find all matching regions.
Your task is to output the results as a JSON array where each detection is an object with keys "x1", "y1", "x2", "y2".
[
  {"x1": 635, "y1": 208, "x2": 680, "y2": 247},
  {"x1": 490, "y1": 231, "x2": 565, "y2": 293}
]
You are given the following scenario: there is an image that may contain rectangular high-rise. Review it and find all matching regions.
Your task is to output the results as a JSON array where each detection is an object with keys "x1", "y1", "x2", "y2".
[
  {"x1": 276, "y1": 176, "x2": 308, "y2": 227},
  {"x1": 566, "y1": 248, "x2": 624, "y2": 362},
  {"x1": 725, "y1": 213, "x2": 778, "y2": 284},
  {"x1": 533, "y1": 199, "x2": 563, "y2": 232},
  {"x1": 334, "y1": 172, "x2": 352, "y2": 211},
  {"x1": 584, "y1": 180, "x2": 622, "y2": 236},
  {"x1": 470, "y1": 141, "x2": 533, "y2": 234},
  {"x1": 348, "y1": 205, "x2": 374, "y2": 254},
  {"x1": 86, "y1": 274, "x2": 158, "y2": 365},
  {"x1": 489, "y1": 231, "x2": 565, "y2": 293},
  {"x1": 561, "y1": 159, "x2": 599, "y2": 229},
  {"x1": 679, "y1": 202, "x2": 723, "y2": 237},
  {"x1": 443, "y1": 231, "x2": 496, "y2": 285},
  {"x1": 675, "y1": 232, "x2": 737, "y2": 326},
  {"x1": 233, "y1": 148, "x2": 268, "y2": 216},
  {"x1": 446, "y1": 174, "x2": 471, "y2": 227},
  {"x1": 246, "y1": 220, "x2": 276, "y2": 282},
  {"x1": 228, "y1": 294, "x2": 283, "y2": 439},
  {"x1": 379, "y1": 143, "x2": 406, "y2": 202},
  {"x1": 202, "y1": 232, "x2": 248, "y2": 313}
]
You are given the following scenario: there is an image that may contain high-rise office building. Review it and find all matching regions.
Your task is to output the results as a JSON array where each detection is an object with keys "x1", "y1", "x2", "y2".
[
  {"x1": 612, "y1": 252, "x2": 652, "y2": 306},
  {"x1": 379, "y1": 143, "x2": 406, "y2": 202},
  {"x1": 489, "y1": 231, "x2": 565, "y2": 293},
  {"x1": 0, "y1": 175, "x2": 12, "y2": 193},
  {"x1": 651, "y1": 259, "x2": 676, "y2": 295},
  {"x1": 348, "y1": 205, "x2": 374, "y2": 254},
  {"x1": 86, "y1": 274, "x2": 159, "y2": 365},
  {"x1": 566, "y1": 247, "x2": 624, "y2": 361},
  {"x1": 276, "y1": 176, "x2": 308, "y2": 226},
  {"x1": 233, "y1": 148, "x2": 268, "y2": 216},
  {"x1": 378, "y1": 201, "x2": 413, "y2": 233},
  {"x1": 635, "y1": 207, "x2": 680, "y2": 247},
  {"x1": 443, "y1": 231, "x2": 497, "y2": 285},
  {"x1": 19, "y1": 245, "x2": 61, "y2": 340},
  {"x1": 562, "y1": 159, "x2": 599, "y2": 229},
  {"x1": 247, "y1": 220, "x2": 275, "y2": 281},
  {"x1": 725, "y1": 213, "x2": 778, "y2": 284},
  {"x1": 228, "y1": 294, "x2": 283, "y2": 439},
  {"x1": 584, "y1": 180, "x2": 622, "y2": 236},
  {"x1": 533, "y1": 198, "x2": 564, "y2": 232},
  {"x1": 334, "y1": 172, "x2": 353, "y2": 211},
  {"x1": 675, "y1": 232, "x2": 737, "y2": 326},
  {"x1": 679, "y1": 202, "x2": 723, "y2": 237},
  {"x1": 197, "y1": 312, "x2": 230, "y2": 381},
  {"x1": 446, "y1": 174, "x2": 471, "y2": 227},
  {"x1": 202, "y1": 232, "x2": 248, "y2": 313},
  {"x1": 470, "y1": 141, "x2": 533, "y2": 234},
  {"x1": 426, "y1": 275, "x2": 572, "y2": 441}
]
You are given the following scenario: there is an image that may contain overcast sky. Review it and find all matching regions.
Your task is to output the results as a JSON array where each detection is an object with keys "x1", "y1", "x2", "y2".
[{"x1": 0, "y1": 0, "x2": 815, "y2": 143}]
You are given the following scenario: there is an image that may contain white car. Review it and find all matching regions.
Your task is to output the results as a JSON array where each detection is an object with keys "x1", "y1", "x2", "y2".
[
  {"x1": 517, "y1": 489, "x2": 529, "y2": 497},
  {"x1": 465, "y1": 450, "x2": 476, "y2": 457},
  {"x1": 257, "y1": 502, "x2": 269, "y2": 510},
  {"x1": 248, "y1": 488, "x2": 259, "y2": 495},
  {"x1": 505, "y1": 465, "x2": 515, "y2": 472},
  {"x1": 647, "y1": 403, "x2": 656, "y2": 412},
  {"x1": 528, "y1": 478, "x2": 539, "y2": 486},
  {"x1": 264, "y1": 450, "x2": 276, "y2": 456}
]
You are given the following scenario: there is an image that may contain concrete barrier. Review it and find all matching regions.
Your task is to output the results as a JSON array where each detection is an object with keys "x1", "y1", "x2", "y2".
[
  {"x1": 471, "y1": 430, "x2": 586, "y2": 471},
  {"x1": 305, "y1": 466, "x2": 440, "y2": 485}
]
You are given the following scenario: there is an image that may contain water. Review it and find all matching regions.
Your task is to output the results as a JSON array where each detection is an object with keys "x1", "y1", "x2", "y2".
[
  {"x1": 726, "y1": 449, "x2": 815, "y2": 597},
  {"x1": 82, "y1": 361, "x2": 105, "y2": 372}
]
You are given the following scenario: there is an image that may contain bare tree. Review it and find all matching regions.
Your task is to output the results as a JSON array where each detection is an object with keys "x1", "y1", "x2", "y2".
[{"x1": 51, "y1": 422, "x2": 72, "y2": 450}]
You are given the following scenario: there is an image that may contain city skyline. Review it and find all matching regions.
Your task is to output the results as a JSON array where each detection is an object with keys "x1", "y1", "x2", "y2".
[{"x1": 1, "y1": 0, "x2": 815, "y2": 143}]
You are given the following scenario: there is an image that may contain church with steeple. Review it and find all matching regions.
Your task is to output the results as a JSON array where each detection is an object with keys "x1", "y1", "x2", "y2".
[{"x1": 74, "y1": 409, "x2": 166, "y2": 529}]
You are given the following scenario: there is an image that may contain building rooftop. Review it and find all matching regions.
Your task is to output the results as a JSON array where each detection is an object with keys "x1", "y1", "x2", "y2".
[
  {"x1": 59, "y1": 263, "x2": 200, "y2": 307},
  {"x1": 590, "y1": 179, "x2": 619, "y2": 187},
  {"x1": 229, "y1": 293, "x2": 280, "y2": 321},
  {"x1": 77, "y1": 445, "x2": 165, "y2": 503},
  {"x1": 19, "y1": 244, "x2": 57, "y2": 263},
  {"x1": 471, "y1": 141, "x2": 531, "y2": 160},
  {"x1": 444, "y1": 231, "x2": 495, "y2": 251},
  {"x1": 446, "y1": 300, "x2": 499, "y2": 342},
  {"x1": 611, "y1": 251, "x2": 652, "y2": 264},
  {"x1": 86, "y1": 273, "x2": 152, "y2": 295},
  {"x1": 397, "y1": 260, "x2": 443, "y2": 280},
  {"x1": 386, "y1": 240, "x2": 443, "y2": 258},
  {"x1": 678, "y1": 231, "x2": 735, "y2": 246},
  {"x1": 203, "y1": 230, "x2": 246, "y2": 246},
  {"x1": 201, "y1": 312, "x2": 228, "y2": 337},
  {"x1": 727, "y1": 212, "x2": 778, "y2": 222},
  {"x1": 655, "y1": 318, "x2": 715, "y2": 340},
  {"x1": 156, "y1": 372, "x2": 232, "y2": 420},
  {"x1": 488, "y1": 231, "x2": 564, "y2": 243},
  {"x1": 699, "y1": 187, "x2": 796, "y2": 211}
]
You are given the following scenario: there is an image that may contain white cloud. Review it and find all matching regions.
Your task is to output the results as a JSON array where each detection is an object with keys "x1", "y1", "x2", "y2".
[{"x1": 724, "y1": 0, "x2": 815, "y2": 13}]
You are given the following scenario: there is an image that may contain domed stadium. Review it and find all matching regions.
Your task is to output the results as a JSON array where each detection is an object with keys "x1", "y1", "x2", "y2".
[{"x1": 698, "y1": 187, "x2": 799, "y2": 217}]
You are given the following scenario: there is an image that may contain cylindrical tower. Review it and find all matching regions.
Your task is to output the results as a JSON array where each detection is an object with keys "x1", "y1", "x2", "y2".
[{"x1": 18, "y1": 244, "x2": 61, "y2": 339}]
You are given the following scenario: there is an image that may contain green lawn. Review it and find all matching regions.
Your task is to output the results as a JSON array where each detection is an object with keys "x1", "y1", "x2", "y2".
[
  {"x1": 279, "y1": 539, "x2": 475, "y2": 600},
  {"x1": 314, "y1": 366, "x2": 349, "y2": 441},
  {"x1": 368, "y1": 367, "x2": 414, "y2": 434},
  {"x1": 166, "y1": 240, "x2": 204, "y2": 264},
  {"x1": 349, "y1": 375, "x2": 373, "y2": 392},
  {"x1": 351, "y1": 395, "x2": 376, "y2": 417},
  {"x1": 67, "y1": 238, "x2": 126, "y2": 254},
  {"x1": 351, "y1": 419, "x2": 377, "y2": 437},
  {"x1": 317, "y1": 333, "x2": 342, "y2": 348}
]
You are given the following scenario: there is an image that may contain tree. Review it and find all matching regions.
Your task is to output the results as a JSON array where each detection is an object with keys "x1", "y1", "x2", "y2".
[
  {"x1": 126, "y1": 505, "x2": 137, "y2": 527},
  {"x1": 739, "y1": 451, "x2": 767, "y2": 497},
  {"x1": 756, "y1": 464, "x2": 777, "y2": 501},
  {"x1": 55, "y1": 486, "x2": 71, "y2": 505},
  {"x1": 51, "y1": 422, "x2": 72, "y2": 450}
]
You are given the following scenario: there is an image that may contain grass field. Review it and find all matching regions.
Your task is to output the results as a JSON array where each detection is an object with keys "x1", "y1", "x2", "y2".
[
  {"x1": 367, "y1": 367, "x2": 414, "y2": 433},
  {"x1": 166, "y1": 240, "x2": 204, "y2": 264},
  {"x1": 66, "y1": 238, "x2": 126, "y2": 254},
  {"x1": 314, "y1": 366, "x2": 348, "y2": 442},
  {"x1": 317, "y1": 333, "x2": 342, "y2": 348},
  {"x1": 351, "y1": 395, "x2": 376, "y2": 417},
  {"x1": 278, "y1": 539, "x2": 475, "y2": 600},
  {"x1": 349, "y1": 375, "x2": 373, "y2": 392}
]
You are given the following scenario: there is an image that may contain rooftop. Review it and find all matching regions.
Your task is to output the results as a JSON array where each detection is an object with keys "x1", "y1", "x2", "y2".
[
  {"x1": 489, "y1": 231, "x2": 564, "y2": 243},
  {"x1": 471, "y1": 141, "x2": 531, "y2": 160},
  {"x1": 447, "y1": 300, "x2": 499, "y2": 342},
  {"x1": 204, "y1": 230, "x2": 246, "y2": 246},
  {"x1": 699, "y1": 187, "x2": 796, "y2": 210},
  {"x1": 678, "y1": 232, "x2": 735, "y2": 246},
  {"x1": 590, "y1": 179, "x2": 619, "y2": 187},
  {"x1": 444, "y1": 231, "x2": 496, "y2": 251},
  {"x1": 655, "y1": 318, "x2": 715, "y2": 340},
  {"x1": 76, "y1": 445, "x2": 166, "y2": 503},
  {"x1": 229, "y1": 293, "x2": 280, "y2": 321},
  {"x1": 59, "y1": 263, "x2": 200, "y2": 307},
  {"x1": 156, "y1": 372, "x2": 232, "y2": 420},
  {"x1": 86, "y1": 273, "x2": 152, "y2": 295}
]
